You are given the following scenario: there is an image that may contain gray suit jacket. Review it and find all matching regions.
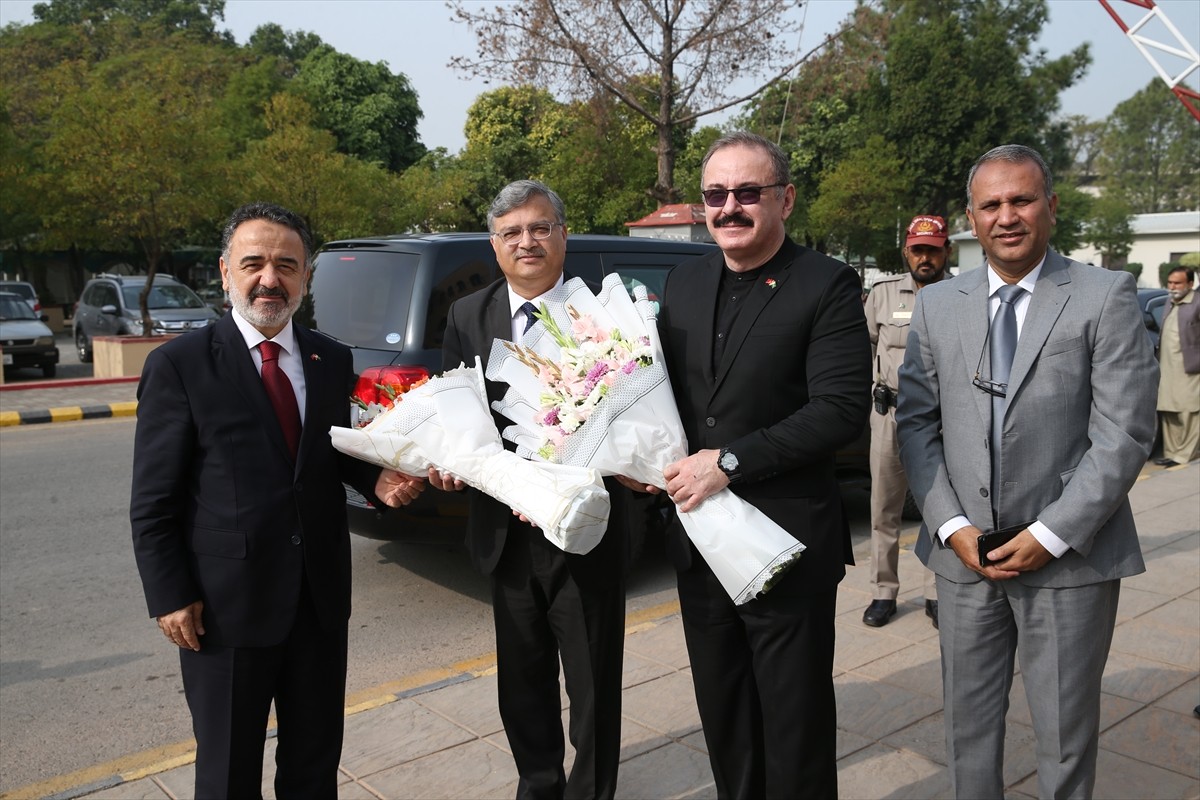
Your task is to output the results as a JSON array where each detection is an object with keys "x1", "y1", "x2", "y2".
[{"x1": 896, "y1": 250, "x2": 1157, "y2": 588}]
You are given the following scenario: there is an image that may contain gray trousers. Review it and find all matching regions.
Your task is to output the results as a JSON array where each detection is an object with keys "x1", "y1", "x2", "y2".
[{"x1": 937, "y1": 575, "x2": 1120, "y2": 799}]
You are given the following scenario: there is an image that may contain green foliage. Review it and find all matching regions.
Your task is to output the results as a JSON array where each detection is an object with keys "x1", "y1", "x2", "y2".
[
  {"x1": 1124, "y1": 262, "x2": 1142, "y2": 281},
  {"x1": 1099, "y1": 80, "x2": 1200, "y2": 214},
  {"x1": 1084, "y1": 194, "x2": 1135, "y2": 266},
  {"x1": 1050, "y1": 184, "x2": 1092, "y2": 258},
  {"x1": 32, "y1": 0, "x2": 229, "y2": 41},
  {"x1": 808, "y1": 135, "x2": 908, "y2": 268},
  {"x1": 291, "y1": 44, "x2": 425, "y2": 173},
  {"x1": 1180, "y1": 253, "x2": 1200, "y2": 268}
]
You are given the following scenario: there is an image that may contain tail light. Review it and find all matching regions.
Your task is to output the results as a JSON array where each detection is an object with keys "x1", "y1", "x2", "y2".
[
  {"x1": 352, "y1": 365, "x2": 430, "y2": 407},
  {"x1": 32, "y1": 300, "x2": 41, "y2": 312}
]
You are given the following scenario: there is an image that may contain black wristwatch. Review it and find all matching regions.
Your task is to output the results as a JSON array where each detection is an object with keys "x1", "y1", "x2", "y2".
[{"x1": 717, "y1": 447, "x2": 741, "y2": 484}]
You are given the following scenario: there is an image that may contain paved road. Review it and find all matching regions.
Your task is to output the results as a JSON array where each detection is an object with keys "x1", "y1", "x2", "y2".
[{"x1": 0, "y1": 416, "x2": 695, "y2": 794}]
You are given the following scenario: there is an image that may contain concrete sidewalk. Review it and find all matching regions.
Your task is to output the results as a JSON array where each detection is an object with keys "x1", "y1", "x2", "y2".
[
  {"x1": 0, "y1": 377, "x2": 138, "y2": 426},
  {"x1": 10, "y1": 463, "x2": 1195, "y2": 800}
]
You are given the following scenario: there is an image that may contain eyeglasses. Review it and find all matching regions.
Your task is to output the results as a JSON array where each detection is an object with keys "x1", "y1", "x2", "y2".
[
  {"x1": 973, "y1": 323, "x2": 1007, "y2": 398},
  {"x1": 700, "y1": 184, "x2": 785, "y2": 208},
  {"x1": 491, "y1": 222, "x2": 562, "y2": 245}
]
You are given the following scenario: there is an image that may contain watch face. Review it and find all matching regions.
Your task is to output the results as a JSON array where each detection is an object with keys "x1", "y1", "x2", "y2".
[{"x1": 720, "y1": 451, "x2": 739, "y2": 472}]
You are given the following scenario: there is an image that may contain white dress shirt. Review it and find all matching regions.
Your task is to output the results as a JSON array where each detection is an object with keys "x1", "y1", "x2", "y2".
[
  {"x1": 938, "y1": 257, "x2": 1070, "y2": 558},
  {"x1": 229, "y1": 307, "x2": 308, "y2": 423}
]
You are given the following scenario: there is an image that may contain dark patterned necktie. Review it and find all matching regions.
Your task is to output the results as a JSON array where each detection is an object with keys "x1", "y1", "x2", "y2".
[
  {"x1": 990, "y1": 284, "x2": 1025, "y2": 498},
  {"x1": 520, "y1": 301, "x2": 539, "y2": 334},
  {"x1": 259, "y1": 340, "x2": 301, "y2": 460}
]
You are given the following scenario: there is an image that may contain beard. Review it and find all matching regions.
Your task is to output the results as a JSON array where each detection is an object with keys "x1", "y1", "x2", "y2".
[{"x1": 230, "y1": 284, "x2": 301, "y2": 329}]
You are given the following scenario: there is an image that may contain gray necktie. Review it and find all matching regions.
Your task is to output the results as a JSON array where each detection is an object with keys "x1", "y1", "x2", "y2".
[
  {"x1": 990, "y1": 284, "x2": 1025, "y2": 499},
  {"x1": 520, "y1": 301, "x2": 538, "y2": 334}
]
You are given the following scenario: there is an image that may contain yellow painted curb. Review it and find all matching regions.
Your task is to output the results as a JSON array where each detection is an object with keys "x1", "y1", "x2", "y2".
[
  {"x1": 0, "y1": 411, "x2": 20, "y2": 427},
  {"x1": 110, "y1": 401, "x2": 138, "y2": 417},
  {"x1": 49, "y1": 406, "x2": 83, "y2": 422}
]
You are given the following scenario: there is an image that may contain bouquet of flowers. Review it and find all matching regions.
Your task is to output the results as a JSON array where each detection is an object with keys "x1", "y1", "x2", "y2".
[
  {"x1": 487, "y1": 274, "x2": 804, "y2": 604},
  {"x1": 328, "y1": 358, "x2": 611, "y2": 554}
]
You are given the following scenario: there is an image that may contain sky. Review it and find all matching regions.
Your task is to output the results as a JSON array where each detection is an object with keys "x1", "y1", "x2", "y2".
[{"x1": 1, "y1": 0, "x2": 1198, "y2": 154}]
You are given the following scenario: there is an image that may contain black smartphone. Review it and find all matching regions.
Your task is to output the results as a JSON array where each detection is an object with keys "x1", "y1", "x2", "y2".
[{"x1": 977, "y1": 523, "x2": 1031, "y2": 567}]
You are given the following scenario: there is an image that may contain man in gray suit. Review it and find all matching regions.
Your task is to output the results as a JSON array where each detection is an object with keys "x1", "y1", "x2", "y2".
[{"x1": 896, "y1": 144, "x2": 1158, "y2": 799}]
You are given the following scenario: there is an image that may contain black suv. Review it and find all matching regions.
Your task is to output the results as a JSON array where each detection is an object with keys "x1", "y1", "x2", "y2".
[
  {"x1": 74, "y1": 273, "x2": 220, "y2": 362},
  {"x1": 303, "y1": 232, "x2": 717, "y2": 549}
]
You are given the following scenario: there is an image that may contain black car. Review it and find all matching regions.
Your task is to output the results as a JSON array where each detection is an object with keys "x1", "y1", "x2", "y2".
[{"x1": 303, "y1": 232, "x2": 718, "y2": 552}]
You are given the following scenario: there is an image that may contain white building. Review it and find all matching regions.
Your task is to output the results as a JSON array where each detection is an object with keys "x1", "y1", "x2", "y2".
[{"x1": 951, "y1": 210, "x2": 1200, "y2": 285}]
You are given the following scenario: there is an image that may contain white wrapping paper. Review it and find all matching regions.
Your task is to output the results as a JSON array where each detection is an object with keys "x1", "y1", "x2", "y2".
[
  {"x1": 329, "y1": 359, "x2": 611, "y2": 554},
  {"x1": 487, "y1": 274, "x2": 804, "y2": 604}
]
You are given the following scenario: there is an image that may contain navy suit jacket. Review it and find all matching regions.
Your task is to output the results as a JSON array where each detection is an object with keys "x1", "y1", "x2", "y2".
[{"x1": 130, "y1": 313, "x2": 381, "y2": 647}]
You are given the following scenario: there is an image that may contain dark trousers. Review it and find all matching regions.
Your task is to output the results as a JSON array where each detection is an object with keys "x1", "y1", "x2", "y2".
[
  {"x1": 180, "y1": 589, "x2": 348, "y2": 800},
  {"x1": 491, "y1": 524, "x2": 625, "y2": 800},
  {"x1": 677, "y1": 555, "x2": 839, "y2": 800}
]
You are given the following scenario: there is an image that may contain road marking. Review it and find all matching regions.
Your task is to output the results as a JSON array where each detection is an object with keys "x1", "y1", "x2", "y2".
[{"x1": 0, "y1": 600, "x2": 684, "y2": 800}]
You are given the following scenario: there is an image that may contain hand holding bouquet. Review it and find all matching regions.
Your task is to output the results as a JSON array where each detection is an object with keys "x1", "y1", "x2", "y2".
[
  {"x1": 487, "y1": 274, "x2": 804, "y2": 604},
  {"x1": 329, "y1": 358, "x2": 611, "y2": 554}
]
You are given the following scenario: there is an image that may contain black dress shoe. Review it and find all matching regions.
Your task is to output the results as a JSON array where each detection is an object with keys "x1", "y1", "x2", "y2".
[
  {"x1": 1154, "y1": 457, "x2": 1180, "y2": 467},
  {"x1": 863, "y1": 599, "x2": 897, "y2": 627},
  {"x1": 925, "y1": 599, "x2": 939, "y2": 630}
]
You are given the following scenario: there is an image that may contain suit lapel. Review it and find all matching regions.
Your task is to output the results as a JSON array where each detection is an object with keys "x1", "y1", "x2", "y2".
[
  {"x1": 955, "y1": 268, "x2": 992, "y2": 432},
  {"x1": 1007, "y1": 251, "x2": 1069, "y2": 405},
  {"x1": 294, "y1": 326, "x2": 329, "y2": 473}
]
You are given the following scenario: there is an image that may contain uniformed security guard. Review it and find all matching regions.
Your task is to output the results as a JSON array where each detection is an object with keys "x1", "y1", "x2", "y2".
[{"x1": 862, "y1": 215, "x2": 952, "y2": 628}]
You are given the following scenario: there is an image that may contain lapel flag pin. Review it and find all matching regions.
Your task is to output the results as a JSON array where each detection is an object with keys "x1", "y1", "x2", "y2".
[
  {"x1": 310, "y1": 353, "x2": 321, "y2": 362},
  {"x1": 765, "y1": 278, "x2": 777, "y2": 289}
]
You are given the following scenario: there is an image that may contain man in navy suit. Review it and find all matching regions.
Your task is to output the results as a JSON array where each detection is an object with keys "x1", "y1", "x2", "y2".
[
  {"x1": 433, "y1": 180, "x2": 626, "y2": 800},
  {"x1": 655, "y1": 132, "x2": 871, "y2": 799},
  {"x1": 131, "y1": 202, "x2": 422, "y2": 799}
]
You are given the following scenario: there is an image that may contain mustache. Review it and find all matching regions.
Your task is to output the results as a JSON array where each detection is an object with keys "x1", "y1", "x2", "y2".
[
  {"x1": 251, "y1": 286, "x2": 289, "y2": 301},
  {"x1": 713, "y1": 213, "x2": 754, "y2": 228}
]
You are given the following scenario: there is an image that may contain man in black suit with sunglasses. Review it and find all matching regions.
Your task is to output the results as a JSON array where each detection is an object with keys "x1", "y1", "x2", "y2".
[{"x1": 653, "y1": 132, "x2": 870, "y2": 799}]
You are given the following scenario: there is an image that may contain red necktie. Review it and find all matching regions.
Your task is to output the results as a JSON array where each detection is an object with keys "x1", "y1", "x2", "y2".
[{"x1": 259, "y1": 340, "x2": 301, "y2": 460}]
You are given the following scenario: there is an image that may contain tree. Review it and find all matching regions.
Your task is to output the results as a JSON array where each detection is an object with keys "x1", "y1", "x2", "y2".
[
  {"x1": 449, "y1": 0, "x2": 849, "y2": 206},
  {"x1": 32, "y1": 0, "x2": 230, "y2": 42},
  {"x1": 1099, "y1": 80, "x2": 1200, "y2": 214},
  {"x1": 1084, "y1": 194, "x2": 1135, "y2": 268},
  {"x1": 808, "y1": 135, "x2": 908, "y2": 272},
  {"x1": 237, "y1": 94, "x2": 405, "y2": 244},
  {"x1": 291, "y1": 44, "x2": 425, "y2": 173},
  {"x1": 1049, "y1": 184, "x2": 1092, "y2": 258},
  {"x1": 38, "y1": 38, "x2": 236, "y2": 332},
  {"x1": 862, "y1": 0, "x2": 1090, "y2": 217}
]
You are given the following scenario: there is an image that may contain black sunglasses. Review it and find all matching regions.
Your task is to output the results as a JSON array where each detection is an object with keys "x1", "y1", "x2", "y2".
[{"x1": 700, "y1": 184, "x2": 785, "y2": 208}]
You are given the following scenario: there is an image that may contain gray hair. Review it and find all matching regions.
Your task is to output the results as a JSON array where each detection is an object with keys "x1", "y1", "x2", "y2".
[
  {"x1": 487, "y1": 180, "x2": 566, "y2": 232},
  {"x1": 220, "y1": 202, "x2": 314, "y2": 268},
  {"x1": 966, "y1": 144, "x2": 1054, "y2": 209},
  {"x1": 700, "y1": 131, "x2": 791, "y2": 188}
]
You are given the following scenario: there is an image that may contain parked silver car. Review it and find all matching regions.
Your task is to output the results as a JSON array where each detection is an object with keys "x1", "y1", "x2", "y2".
[
  {"x1": 73, "y1": 273, "x2": 219, "y2": 363},
  {"x1": 0, "y1": 291, "x2": 58, "y2": 378}
]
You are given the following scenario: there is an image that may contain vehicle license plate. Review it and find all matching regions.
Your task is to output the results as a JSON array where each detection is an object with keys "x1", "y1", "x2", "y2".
[{"x1": 2, "y1": 353, "x2": 12, "y2": 365}]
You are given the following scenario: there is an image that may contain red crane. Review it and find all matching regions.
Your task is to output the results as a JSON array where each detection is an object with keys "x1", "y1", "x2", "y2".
[{"x1": 1098, "y1": 0, "x2": 1200, "y2": 121}]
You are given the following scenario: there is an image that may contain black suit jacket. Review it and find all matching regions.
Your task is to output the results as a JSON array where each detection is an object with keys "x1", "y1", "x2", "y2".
[
  {"x1": 442, "y1": 276, "x2": 624, "y2": 576},
  {"x1": 130, "y1": 313, "x2": 380, "y2": 647},
  {"x1": 658, "y1": 238, "x2": 871, "y2": 591}
]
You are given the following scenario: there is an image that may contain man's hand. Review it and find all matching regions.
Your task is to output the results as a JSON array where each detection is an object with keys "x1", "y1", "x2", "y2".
[
  {"x1": 663, "y1": 449, "x2": 727, "y2": 514},
  {"x1": 427, "y1": 467, "x2": 465, "y2": 493},
  {"x1": 615, "y1": 475, "x2": 661, "y2": 494},
  {"x1": 375, "y1": 470, "x2": 426, "y2": 507},
  {"x1": 946, "y1": 525, "x2": 1051, "y2": 580},
  {"x1": 157, "y1": 601, "x2": 204, "y2": 651}
]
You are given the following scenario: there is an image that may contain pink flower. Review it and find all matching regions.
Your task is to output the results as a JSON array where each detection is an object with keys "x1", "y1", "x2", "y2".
[{"x1": 572, "y1": 314, "x2": 609, "y2": 343}]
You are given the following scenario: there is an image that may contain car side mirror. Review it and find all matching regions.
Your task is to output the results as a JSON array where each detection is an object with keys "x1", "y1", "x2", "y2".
[{"x1": 100, "y1": 304, "x2": 118, "y2": 315}]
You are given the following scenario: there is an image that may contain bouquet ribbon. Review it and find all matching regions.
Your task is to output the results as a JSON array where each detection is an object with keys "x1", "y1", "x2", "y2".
[{"x1": 329, "y1": 359, "x2": 611, "y2": 554}]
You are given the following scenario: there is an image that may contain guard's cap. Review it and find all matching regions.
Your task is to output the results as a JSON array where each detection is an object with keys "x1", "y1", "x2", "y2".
[{"x1": 905, "y1": 215, "x2": 948, "y2": 247}]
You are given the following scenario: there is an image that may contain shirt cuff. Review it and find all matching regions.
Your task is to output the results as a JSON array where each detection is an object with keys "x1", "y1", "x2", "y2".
[
  {"x1": 937, "y1": 515, "x2": 972, "y2": 543},
  {"x1": 1029, "y1": 520, "x2": 1070, "y2": 558}
]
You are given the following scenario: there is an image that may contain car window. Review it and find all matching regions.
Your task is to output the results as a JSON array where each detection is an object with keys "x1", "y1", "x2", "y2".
[
  {"x1": 424, "y1": 254, "x2": 494, "y2": 349},
  {"x1": 96, "y1": 284, "x2": 119, "y2": 307},
  {"x1": 123, "y1": 284, "x2": 204, "y2": 310},
  {"x1": 1150, "y1": 298, "x2": 1166, "y2": 332},
  {"x1": 0, "y1": 283, "x2": 34, "y2": 301},
  {"x1": 310, "y1": 251, "x2": 419, "y2": 351},
  {"x1": 0, "y1": 295, "x2": 35, "y2": 319}
]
